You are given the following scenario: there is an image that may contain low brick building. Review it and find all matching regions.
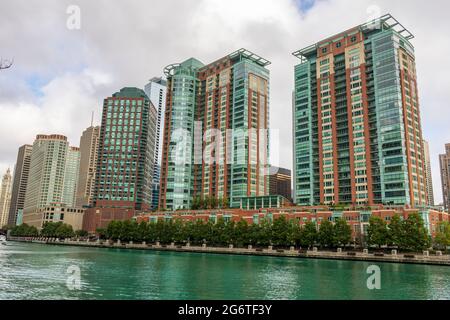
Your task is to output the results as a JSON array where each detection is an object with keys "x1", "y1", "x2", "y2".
[{"x1": 133, "y1": 206, "x2": 449, "y2": 241}]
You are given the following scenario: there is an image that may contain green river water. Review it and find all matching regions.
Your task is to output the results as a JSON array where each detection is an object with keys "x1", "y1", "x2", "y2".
[{"x1": 0, "y1": 241, "x2": 449, "y2": 300}]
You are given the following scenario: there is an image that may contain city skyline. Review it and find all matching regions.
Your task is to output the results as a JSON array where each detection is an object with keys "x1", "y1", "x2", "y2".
[{"x1": 1, "y1": 1, "x2": 449, "y2": 204}]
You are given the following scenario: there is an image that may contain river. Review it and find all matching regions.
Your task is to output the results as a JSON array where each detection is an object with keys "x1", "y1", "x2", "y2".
[{"x1": 0, "y1": 241, "x2": 449, "y2": 300}]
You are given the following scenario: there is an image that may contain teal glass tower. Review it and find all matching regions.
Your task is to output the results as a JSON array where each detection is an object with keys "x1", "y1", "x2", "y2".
[
  {"x1": 293, "y1": 15, "x2": 427, "y2": 207},
  {"x1": 160, "y1": 50, "x2": 270, "y2": 210}
]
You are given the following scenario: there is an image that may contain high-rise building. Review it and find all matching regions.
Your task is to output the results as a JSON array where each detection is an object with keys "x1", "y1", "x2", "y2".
[
  {"x1": 144, "y1": 77, "x2": 167, "y2": 209},
  {"x1": 22, "y1": 134, "x2": 80, "y2": 227},
  {"x1": 423, "y1": 140, "x2": 434, "y2": 206},
  {"x1": 8, "y1": 144, "x2": 32, "y2": 226},
  {"x1": 93, "y1": 87, "x2": 157, "y2": 210},
  {"x1": 269, "y1": 167, "x2": 292, "y2": 201},
  {"x1": 160, "y1": 49, "x2": 270, "y2": 210},
  {"x1": 293, "y1": 14, "x2": 427, "y2": 207},
  {"x1": 63, "y1": 146, "x2": 80, "y2": 207},
  {"x1": 24, "y1": 135, "x2": 69, "y2": 219},
  {"x1": 83, "y1": 88, "x2": 158, "y2": 231},
  {"x1": 439, "y1": 144, "x2": 450, "y2": 210},
  {"x1": 76, "y1": 126, "x2": 100, "y2": 207},
  {"x1": 0, "y1": 169, "x2": 12, "y2": 228}
]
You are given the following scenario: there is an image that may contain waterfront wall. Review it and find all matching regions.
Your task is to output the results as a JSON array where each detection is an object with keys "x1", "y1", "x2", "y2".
[{"x1": 8, "y1": 237, "x2": 450, "y2": 266}]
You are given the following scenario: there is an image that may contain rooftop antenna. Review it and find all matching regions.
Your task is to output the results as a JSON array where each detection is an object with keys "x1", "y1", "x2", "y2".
[{"x1": 90, "y1": 111, "x2": 94, "y2": 127}]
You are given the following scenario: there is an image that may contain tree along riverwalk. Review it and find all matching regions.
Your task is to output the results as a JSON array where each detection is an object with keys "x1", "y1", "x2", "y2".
[{"x1": 8, "y1": 236, "x2": 450, "y2": 266}]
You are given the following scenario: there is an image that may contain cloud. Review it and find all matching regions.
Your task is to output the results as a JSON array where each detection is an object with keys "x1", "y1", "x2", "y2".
[{"x1": 0, "y1": 0, "x2": 449, "y2": 204}]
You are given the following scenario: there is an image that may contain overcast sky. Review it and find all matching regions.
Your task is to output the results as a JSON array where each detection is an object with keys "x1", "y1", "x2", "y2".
[{"x1": 1, "y1": 0, "x2": 449, "y2": 203}]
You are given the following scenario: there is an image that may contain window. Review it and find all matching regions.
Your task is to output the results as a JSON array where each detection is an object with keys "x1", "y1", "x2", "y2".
[
  {"x1": 336, "y1": 42, "x2": 342, "y2": 48},
  {"x1": 322, "y1": 47, "x2": 327, "y2": 54},
  {"x1": 351, "y1": 36, "x2": 357, "y2": 43}
]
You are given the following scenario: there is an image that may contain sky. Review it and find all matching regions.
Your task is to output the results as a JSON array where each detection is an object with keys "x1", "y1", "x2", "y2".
[{"x1": 0, "y1": 0, "x2": 449, "y2": 204}]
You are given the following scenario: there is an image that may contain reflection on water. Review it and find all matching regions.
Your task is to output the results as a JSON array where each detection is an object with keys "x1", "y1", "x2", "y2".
[{"x1": 0, "y1": 242, "x2": 449, "y2": 300}]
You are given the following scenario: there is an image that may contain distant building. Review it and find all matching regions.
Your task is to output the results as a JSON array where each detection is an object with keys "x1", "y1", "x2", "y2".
[
  {"x1": 269, "y1": 167, "x2": 292, "y2": 201},
  {"x1": 63, "y1": 146, "x2": 80, "y2": 207},
  {"x1": 144, "y1": 77, "x2": 167, "y2": 209},
  {"x1": 76, "y1": 126, "x2": 100, "y2": 207},
  {"x1": 0, "y1": 169, "x2": 12, "y2": 228},
  {"x1": 23, "y1": 134, "x2": 79, "y2": 228},
  {"x1": 32, "y1": 203, "x2": 85, "y2": 231},
  {"x1": 8, "y1": 144, "x2": 32, "y2": 226},
  {"x1": 423, "y1": 140, "x2": 434, "y2": 206},
  {"x1": 439, "y1": 143, "x2": 450, "y2": 210}
]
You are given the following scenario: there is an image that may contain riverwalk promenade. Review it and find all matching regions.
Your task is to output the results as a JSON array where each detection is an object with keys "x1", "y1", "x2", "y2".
[{"x1": 8, "y1": 237, "x2": 450, "y2": 266}]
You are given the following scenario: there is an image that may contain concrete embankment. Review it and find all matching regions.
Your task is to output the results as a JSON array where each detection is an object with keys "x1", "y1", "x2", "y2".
[{"x1": 8, "y1": 237, "x2": 450, "y2": 266}]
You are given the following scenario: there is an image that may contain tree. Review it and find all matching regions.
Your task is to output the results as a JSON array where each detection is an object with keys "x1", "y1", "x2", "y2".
[
  {"x1": 434, "y1": 221, "x2": 450, "y2": 250},
  {"x1": 401, "y1": 213, "x2": 430, "y2": 251},
  {"x1": 55, "y1": 224, "x2": 75, "y2": 239},
  {"x1": 302, "y1": 221, "x2": 317, "y2": 248},
  {"x1": 333, "y1": 218, "x2": 352, "y2": 247},
  {"x1": 367, "y1": 216, "x2": 389, "y2": 248},
  {"x1": 318, "y1": 220, "x2": 334, "y2": 248},
  {"x1": 10, "y1": 224, "x2": 39, "y2": 237},
  {"x1": 388, "y1": 215, "x2": 404, "y2": 248},
  {"x1": 96, "y1": 228, "x2": 107, "y2": 239},
  {"x1": 136, "y1": 221, "x2": 148, "y2": 243},
  {"x1": 75, "y1": 230, "x2": 89, "y2": 238},
  {"x1": 271, "y1": 216, "x2": 291, "y2": 247},
  {"x1": 235, "y1": 220, "x2": 249, "y2": 247},
  {"x1": 41, "y1": 222, "x2": 63, "y2": 237}
]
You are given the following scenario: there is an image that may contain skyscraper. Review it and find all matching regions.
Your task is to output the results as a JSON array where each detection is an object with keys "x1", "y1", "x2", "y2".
[
  {"x1": 144, "y1": 77, "x2": 167, "y2": 209},
  {"x1": 439, "y1": 144, "x2": 450, "y2": 210},
  {"x1": 423, "y1": 140, "x2": 434, "y2": 206},
  {"x1": 293, "y1": 14, "x2": 427, "y2": 207},
  {"x1": 83, "y1": 88, "x2": 157, "y2": 231},
  {"x1": 269, "y1": 167, "x2": 292, "y2": 201},
  {"x1": 63, "y1": 146, "x2": 80, "y2": 207},
  {"x1": 0, "y1": 169, "x2": 12, "y2": 228},
  {"x1": 8, "y1": 144, "x2": 32, "y2": 226},
  {"x1": 76, "y1": 126, "x2": 100, "y2": 207},
  {"x1": 160, "y1": 49, "x2": 270, "y2": 210},
  {"x1": 22, "y1": 134, "x2": 81, "y2": 228}
]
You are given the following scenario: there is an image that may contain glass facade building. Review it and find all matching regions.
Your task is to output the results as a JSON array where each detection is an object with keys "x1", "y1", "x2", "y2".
[
  {"x1": 94, "y1": 87, "x2": 157, "y2": 210},
  {"x1": 8, "y1": 144, "x2": 32, "y2": 226},
  {"x1": 144, "y1": 77, "x2": 167, "y2": 210},
  {"x1": 160, "y1": 49, "x2": 270, "y2": 210},
  {"x1": 293, "y1": 15, "x2": 427, "y2": 207}
]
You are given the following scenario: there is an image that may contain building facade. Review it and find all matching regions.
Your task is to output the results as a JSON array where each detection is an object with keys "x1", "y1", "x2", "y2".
[
  {"x1": 144, "y1": 77, "x2": 167, "y2": 209},
  {"x1": 423, "y1": 140, "x2": 434, "y2": 206},
  {"x1": 0, "y1": 169, "x2": 12, "y2": 228},
  {"x1": 63, "y1": 146, "x2": 80, "y2": 207},
  {"x1": 439, "y1": 143, "x2": 450, "y2": 210},
  {"x1": 84, "y1": 88, "x2": 158, "y2": 230},
  {"x1": 8, "y1": 144, "x2": 32, "y2": 226},
  {"x1": 23, "y1": 135, "x2": 69, "y2": 219},
  {"x1": 22, "y1": 134, "x2": 80, "y2": 228},
  {"x1": 269, "y1": 166, "x2": 292, "y2": 201},
  {"x1": 93, "y1": 87, "x2": 157, "y2": 210},
  {"x1": 76, "y1": 126, "x2": 100, "y2": 207},
  {"x1": 160, "y1": 49, "x2": 270, "y2": 210},
  {"x1": 34, "y1": 203, "x2": 85, "y2": 231},
  {"x1": 293, "y1": 15, "x2": 427, "y2": 207}
]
